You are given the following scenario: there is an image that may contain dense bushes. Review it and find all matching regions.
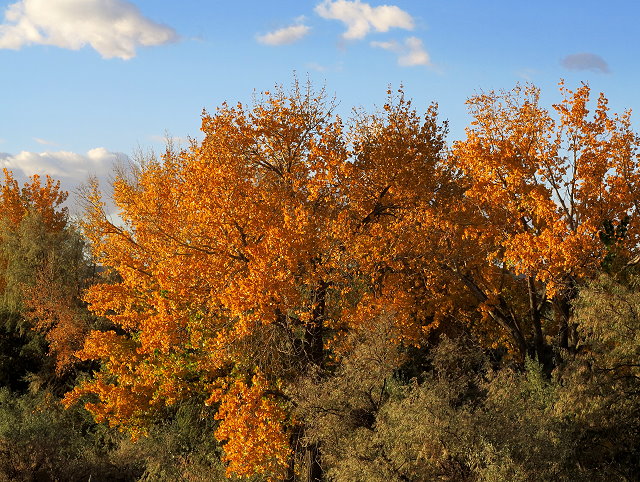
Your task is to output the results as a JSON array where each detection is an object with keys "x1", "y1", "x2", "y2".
[
  {"x1": 1, "y1": 251, "x2": 639, "y2": 481},
  {"x1": 292, "y1": 274, "x2": 640, "y2": 481}
]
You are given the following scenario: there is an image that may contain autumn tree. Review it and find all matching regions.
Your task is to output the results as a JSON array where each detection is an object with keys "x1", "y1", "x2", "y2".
[
  {"x1": 63, "y1": 82, "x2": 457, "y2": 480},
  {"x1": 19, "y1": 216, "x2": 98, "y2": 379},
  {"x1": 449, "y1": 82, "x2": 640, "y2": 365}
]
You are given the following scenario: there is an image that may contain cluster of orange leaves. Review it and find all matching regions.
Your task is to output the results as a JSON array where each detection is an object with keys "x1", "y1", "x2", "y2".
[
  {"x1": 453, "y1": 82, "x2": 640, "y2": 296},
  {"x1": 208, "y1": 373, "x2": 291, "y2": 480},
  {"x1": 62, "y1": 84, "x2": 463, "y2": 477},
  {"x1": 0, "y1": 168, "x2": 67, "y2": 231}
]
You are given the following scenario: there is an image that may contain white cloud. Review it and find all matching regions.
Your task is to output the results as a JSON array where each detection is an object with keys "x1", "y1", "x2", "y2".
[
  {"x1": 371, "y1": 36, "x2": 430, "y2": 66},
  {"x1": 0, "y1": 0, "x2": 177, "y2": 59},
  {"x1": 307, "y1": 61, "x2": 328, "y2": 72},
  {"x1": 257, "y1": 24, "x2": 310, "y2": 46},
  {"x1": 370, "y1": 40, "x2": 395, "y2": 50},
  {"x1": 0, "y1": 148, "x2": 126, "y2": 191},
  {"x1": 315, "y1": 0, "x2": 414, "y2": 39},
  {"x1": 149, "y1": 134, "x2": 194, "y2": 148},
  {"x1": 561, "y1": 53, "x2": 610, "y2": 73}
]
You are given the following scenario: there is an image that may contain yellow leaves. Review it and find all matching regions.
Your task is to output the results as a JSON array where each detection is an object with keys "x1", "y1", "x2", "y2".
[{"x1": 65, "y1": 82, "x2": 462, "y2": 478}]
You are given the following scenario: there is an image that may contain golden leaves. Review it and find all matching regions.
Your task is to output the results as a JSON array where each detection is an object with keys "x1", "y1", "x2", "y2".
[
  {"x1": 211, "y1": 373, "x2": 291, "y2": 479},
  {"x1": 64, "y1": 82, "x2": 459, "y2": 478},
  {"x1": 0, "y1": 169, "x2": 68, "y2": 231},
  {"x1": 63, "y1": 80, "x2": 640, "y2": 477},
  {"x1": 453, "y1": 82, "x2": 640, "y2": 291}
]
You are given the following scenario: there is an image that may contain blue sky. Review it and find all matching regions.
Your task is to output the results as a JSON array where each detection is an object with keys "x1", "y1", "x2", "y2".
[{"x1": 0, "y1": 0, "x2": 637, "y2": 209}]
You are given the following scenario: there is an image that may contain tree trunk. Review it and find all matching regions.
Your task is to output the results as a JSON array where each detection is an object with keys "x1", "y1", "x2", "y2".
[
  {"x1": 300, "y1": 280, "x2": 328, "y2": 481},
  {"x1": 285, "y1": 426, "x2": 301, "y2": 482},
  {"x1": 305, "y1": 281, "x2": 328, "y2": 366},
  {"x1": 305, "y1": 442, "x2": 323, "y2": 482},
  {"x1": 554, "y1": 279, "x2": 576, "y2": 351},
  {"x1": 555, "y1": 295, "x2": 571, "y2": 350},
  {"x1": 527, "y1": 276, "x2": 548, "y2": 363},
  {"x1": 455, "y1": 269, "x2": 528, "y2": 362}
]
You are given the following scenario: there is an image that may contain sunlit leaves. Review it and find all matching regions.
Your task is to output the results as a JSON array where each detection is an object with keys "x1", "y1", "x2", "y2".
[
  {"x1": 453, "y1": 83, "x2": 640, "y2": 293},
  {"x1": 64, "y1": 82, "x2": 454, "y2": 478},
  {"x1": 63, "y1": 80, "x2": 640, "y2": 477},
  {"x1": 211, "y1": 373, "x2": 291, "y2": 480}
]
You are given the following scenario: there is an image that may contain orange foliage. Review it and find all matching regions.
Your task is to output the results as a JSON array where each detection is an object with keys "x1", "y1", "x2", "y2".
[
  {"x1": 209, "y1": 373, "x2": 291, "y2": 480},
  {"x1": 0, "y1": 169, "x2": 79, "y2": 371},
  {"x1": 0, "y1": 169, "x2": 68, "y2": 231},
  {"x1": 23, "y1": 270, "x2": 88, "y2": 374},
  {"x1": 454, "y1": 82, "x2": 640, "y2": 289},
  {"x1": 63, "y1": 83, "x2": 456, "y2": 477},
  {"x1": 451, "y1": 82, "x2": 640, "y2": 355}
]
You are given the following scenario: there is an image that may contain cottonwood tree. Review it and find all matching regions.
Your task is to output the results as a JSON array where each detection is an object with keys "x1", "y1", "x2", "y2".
[
  {"x1": 450, "y1": 82, "x2": 640, "y2": 364},
  {"x1": 63, "y1": 83, "x2": 456, "y2": 480},
  {"x1": 64, "y1": 80, "x2": 639, "y2": 479}
]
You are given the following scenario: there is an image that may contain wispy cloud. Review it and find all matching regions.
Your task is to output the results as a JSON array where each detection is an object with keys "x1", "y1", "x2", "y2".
[
  {"x1": 0, "y1": 147, "x2": 128, "y2": 216},
  {"x1": 315, "y1": 0, "x2": 414, "y2": 40},
  {"x1": 257, "y1": 23, "x2": 311, "y2": 46},
  {"x1": 516, "y1": 68, "x2": 537, "y2": 81},
  {"x1": 33, "y1": 137, "x2": 57, "y2": 146},
  {"x1": 149, "y1": 134, "x2": 193, "y2": 147},
  {"x1": 561, "y1": 53, "x2": 610, "y2": 73},
  {"x1": 0, "y1": 0, "x2": 178, "y2": 59},
  {"x1": 371, "y1": 36, "x2": 430, "y2": 67},
  {"x1": 306, "y1": 61, "x2": 344, "y2": 72}
]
